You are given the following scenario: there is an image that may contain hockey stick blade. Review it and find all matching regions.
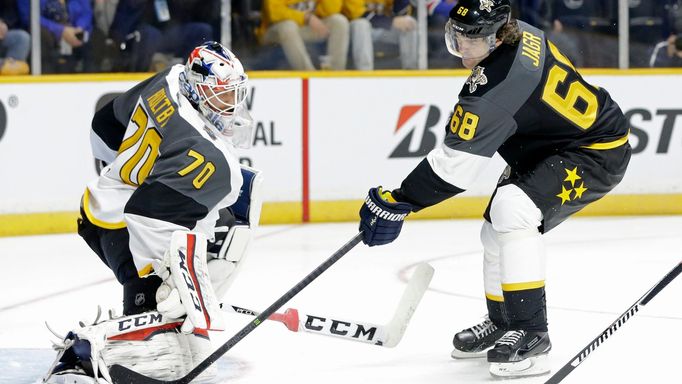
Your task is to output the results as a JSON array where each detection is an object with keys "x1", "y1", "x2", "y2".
[
  {"x1": 223, "y1": 263, "x2": 434, "y2": 347},
  {"x1": 109, "y1": 232, "x2": 363, "y2": 384},
  {"x1": 545, "y1": 261, "x2": 682, "y2": 384},
  {"x1": 382, "y1": 263, "x2": 434, "y2": 347}
]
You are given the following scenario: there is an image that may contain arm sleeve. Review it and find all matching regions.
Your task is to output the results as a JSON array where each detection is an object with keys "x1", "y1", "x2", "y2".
[
  {"x1": 395, "y1": 96, "x2": 517, "y2": 209},
  {"x1": 341, "y1": 0, "x2": 365, "y2": 20},
  {"x1": 265, "y1": 0, "x2": 306, "y2": 25},
  {"x1": 71, "y1": 0, "x2": 94, "y2": 33},
  {"x1": 91, "y1": 99, "x2": 127, "y2": 164},
  {"x1": 17, "y1": 2, "x2": 65, "y2": 39},
  {"x1": 315, "y1": 0, "x2": 342, "y2": 18},
  {"x1": 392, "y1": 158, "x2": 465, "y2": 210}
]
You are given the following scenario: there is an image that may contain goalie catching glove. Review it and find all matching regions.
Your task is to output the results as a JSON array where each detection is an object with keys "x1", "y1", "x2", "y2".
[
  {"x1": 154, "y1": 231, "x2": 225, "y2": 333},
  {"x1": 359, "y1": 187, "x2": 415, "y2": 246}
]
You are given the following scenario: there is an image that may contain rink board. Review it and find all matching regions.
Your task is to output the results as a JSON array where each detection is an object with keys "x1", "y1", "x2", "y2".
[{"x1": 0, "y1": 69, "x2": 681, "y2": 235}]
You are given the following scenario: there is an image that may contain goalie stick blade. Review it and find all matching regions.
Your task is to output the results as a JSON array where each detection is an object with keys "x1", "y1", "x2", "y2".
[
  {"x1": 109, "y1": 364, "x2": 178, "y2": 384},
  {"x1": 382, "y1": 263, "x2": 435, "y2": 348}
]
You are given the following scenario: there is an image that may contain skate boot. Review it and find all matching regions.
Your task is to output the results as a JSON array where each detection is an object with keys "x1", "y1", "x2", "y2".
[
  {"x1": 451, "y1": 316, "x2": 506, "y2": 359},
  {"x1": 487, "y1": 330, "x2": 551, "y2": 378}
]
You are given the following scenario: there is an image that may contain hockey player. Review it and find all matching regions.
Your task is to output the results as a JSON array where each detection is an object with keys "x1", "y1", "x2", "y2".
[
  {"x1": 43, "y1": 41, "x2": 263, "y2": 383},
  {"x1": 358, "y1": 0, "x2": 631, "y2": 378}
]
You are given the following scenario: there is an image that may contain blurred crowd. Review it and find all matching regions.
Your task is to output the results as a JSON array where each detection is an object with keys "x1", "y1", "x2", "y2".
[{"x1": 1, "y1": 0, "x2": 682, "y2": 74}]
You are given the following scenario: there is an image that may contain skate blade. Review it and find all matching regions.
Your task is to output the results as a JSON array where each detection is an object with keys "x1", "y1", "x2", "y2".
[
  {"x1": 450, "y1": 347, "x2": 491, "y2": 359},
  {"x1": 489, "y1": 354, "x2": 550, "y2": 379}
]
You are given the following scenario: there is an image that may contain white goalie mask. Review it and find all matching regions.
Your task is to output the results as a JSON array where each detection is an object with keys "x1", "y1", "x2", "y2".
[{"x1": 180, "y1": 41, "x2": 254, "y2": 148}]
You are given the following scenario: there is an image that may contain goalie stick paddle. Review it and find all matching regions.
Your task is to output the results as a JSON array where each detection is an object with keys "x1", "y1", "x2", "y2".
[
  {"x1": 545, "y1": 261, "x2": 682, "y2": 384},
  {"x1": 109, "y1": 232, "x2": 363, "y2": 384},
  {"x1": 223, "y1": 262, "x2": 435, "y2": 347}
]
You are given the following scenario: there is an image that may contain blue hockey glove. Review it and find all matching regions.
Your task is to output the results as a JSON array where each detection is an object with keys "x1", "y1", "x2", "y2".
[{"x1": 359, "y1": 187, "x2": 414, "y2": 246}]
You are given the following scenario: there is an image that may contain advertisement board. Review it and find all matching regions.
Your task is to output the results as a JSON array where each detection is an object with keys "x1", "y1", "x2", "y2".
[{"x1": 0, "y1": 70, "x2": 681, "y2": 235}]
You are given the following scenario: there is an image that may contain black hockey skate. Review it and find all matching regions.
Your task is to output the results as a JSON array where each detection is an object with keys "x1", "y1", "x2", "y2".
[
  {"x1": 487, "y1": 330, "x2": 551, "y2": 378},
  {"x1": 451, "y1": 316, "x2": 506, "y2": 359}
]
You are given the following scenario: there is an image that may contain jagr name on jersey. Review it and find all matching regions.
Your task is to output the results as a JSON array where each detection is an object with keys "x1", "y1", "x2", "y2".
[
  {"x1": 521, "y1": 31, "x2": 542, "y2": 68},
  {"x1": 147, "y1": 87, "x2": 176, "y2": 128}
]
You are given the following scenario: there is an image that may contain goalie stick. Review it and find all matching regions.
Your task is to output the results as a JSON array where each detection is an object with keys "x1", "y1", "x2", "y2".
[
  {"x1": 545, "y1": 261, "x2": 682, "y2": 384},
  {"x1": 223, "y1": 262, "x2": 434, "y2": 347},
  {"x1": 109, "y1": 232, "x2": 363, "y2": 384}
]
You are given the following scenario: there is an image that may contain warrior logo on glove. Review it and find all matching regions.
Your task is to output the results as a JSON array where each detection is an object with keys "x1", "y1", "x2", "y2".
[{"x1": 359, "y1": 187, "x2": 414, "y2": 247}]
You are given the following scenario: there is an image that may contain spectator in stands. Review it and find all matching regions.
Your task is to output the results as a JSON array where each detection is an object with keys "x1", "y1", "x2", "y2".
[
  {"x1": 256, "y1": 0, "x2": 349, "y2": 70},
  {"x1": 91, "y1": 0, "x2": 119, "y2": 72},
  {"x1": 602, "y1": 0, "x2": 672, "y2": 68},
  {"x1": 18, "y1": 0, "x2": 94, "y2": 73},
  {"x1": 109, "y1": 0, "x2": 215, "y2": 72},
  {"x1": 343, "y1": 0, "x2": 418, "y2": 70},
  {"x1": 426, "y1": 0, "x2": 461, "y2": 68},
  {"x1": 515, "y1": 0, "x2": 549, "y2": 29},
  {"x1": 547, "y1": 0, "x2": 613, "y2": 67},
  {"x1": 0, "y1": 0, "x2": 29, "y2": 75},
  {"x1": 651, "y1": 33, "x2": 682, "y2": 67}
]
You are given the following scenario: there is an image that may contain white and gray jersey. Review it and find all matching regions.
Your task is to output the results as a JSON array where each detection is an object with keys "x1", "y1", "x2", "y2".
[{"x1": 84, "y1": 64, "x2": 243, "y2": 275}]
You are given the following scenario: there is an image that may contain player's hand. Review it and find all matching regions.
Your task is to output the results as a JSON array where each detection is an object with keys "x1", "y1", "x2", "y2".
[
  {"x1": 359, "y1": 187, "x2": 414, "y2": 246},
  {"x1": 392, "y1": 16, "x2": 416, "y2": 32}
]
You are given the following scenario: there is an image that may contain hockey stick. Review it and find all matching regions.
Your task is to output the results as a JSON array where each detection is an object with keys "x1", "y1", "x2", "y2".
[
  {"x1": 222, "y1": 262, "x2": 434, "y2": 347},
  {"x1": 109, "y1": 232, "x2": 363, "y2": 384},
  {"x1": 545, "y1": 261, "x2": 682, "y2": 384}
]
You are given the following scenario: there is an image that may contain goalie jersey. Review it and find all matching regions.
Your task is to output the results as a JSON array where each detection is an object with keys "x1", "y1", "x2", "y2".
[
  {"x1": 397, "y1": 21, "x2": 630, "y2": 207},
  {"x1": 83, "y1": 64, "x2": 243, "y2": 276}
]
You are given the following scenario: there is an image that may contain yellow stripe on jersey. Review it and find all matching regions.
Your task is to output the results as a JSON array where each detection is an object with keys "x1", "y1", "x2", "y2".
[
  {"x1": 138, "y1": 263, "x2": 154, "y2": 278},
  {"x1": 485, "y1": 292, "x2": 504, "y2": 302},
  {"x1": 547, "y1": 40, "x2": 576, "y2": 71},
  {"x1": 82, "y1": 188, "x2": 127, "y2": 229},
  {"x1": 502, "y1": 280, "x2": 545, "y2": 292},
  {"x1": 582, "y1": 131, "x2": 630, "y2": 150}
]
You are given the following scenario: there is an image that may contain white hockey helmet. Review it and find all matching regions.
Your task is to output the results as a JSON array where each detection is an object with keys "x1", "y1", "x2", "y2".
[{"x1": 180, "y1": 41, "x2": 254, "y2": 148}]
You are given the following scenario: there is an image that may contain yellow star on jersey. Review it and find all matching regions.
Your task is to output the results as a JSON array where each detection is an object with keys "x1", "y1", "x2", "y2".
[
  {"x1": 573, "y1": 182, "x2": 588, "y2": 199},
  {"x1": 564, "y1": 167, "x2": 582, "y2": 187},
  {"x1": 556, "y1": 185, "x2": 573, "y2": 205}
]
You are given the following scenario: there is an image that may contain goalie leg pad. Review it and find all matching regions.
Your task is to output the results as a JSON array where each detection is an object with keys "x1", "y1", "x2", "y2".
[{"x1": 44, "y1": 311, "x2": 214, "y2": 383}]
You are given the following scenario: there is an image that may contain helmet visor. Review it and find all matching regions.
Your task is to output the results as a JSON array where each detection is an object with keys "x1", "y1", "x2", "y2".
[{"x1": 444, "y1": 19, "x2": 496, "y2": 60}]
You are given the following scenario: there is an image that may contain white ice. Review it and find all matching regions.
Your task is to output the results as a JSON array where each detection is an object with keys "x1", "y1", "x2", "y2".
[{"x1": 1, "y1": 216, "x2": 681, "y2": 384}]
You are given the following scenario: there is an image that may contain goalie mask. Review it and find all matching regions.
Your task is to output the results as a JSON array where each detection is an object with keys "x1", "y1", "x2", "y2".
[
  {"x1": 445, "y1": 0, "x2": 511, "y2": 63},
  {"x1": 181, "y1": 41, "x2": 254, "y2": 148}
]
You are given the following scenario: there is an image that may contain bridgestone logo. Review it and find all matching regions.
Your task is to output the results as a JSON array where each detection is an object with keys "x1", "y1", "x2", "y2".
[
  {"x1": 571, "y1": 305, "x2": 639, "y2": 367},
  {"x1": 365, "y1": 196, "x2": 408, "y2": 222}
]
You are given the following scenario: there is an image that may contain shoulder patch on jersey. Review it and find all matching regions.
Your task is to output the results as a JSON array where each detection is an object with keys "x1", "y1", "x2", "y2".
[
  {"x1": 479, "y1": 0, "x2": 494, "y2": 12},
  {"x1": 465, "y1": 66, "x2": 488, "y2": 93}
]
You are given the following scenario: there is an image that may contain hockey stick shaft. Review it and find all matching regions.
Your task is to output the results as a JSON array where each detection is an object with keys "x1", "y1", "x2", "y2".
[
  {"x1": 545, "y1": 261, "x2": 682, "y2": 384},
  {"x1": 110, "y1": 232, "x2": 364, "y2": 384},
  {"x1": 222, "y1": 262, "x2": 434, "y2": 347}
]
